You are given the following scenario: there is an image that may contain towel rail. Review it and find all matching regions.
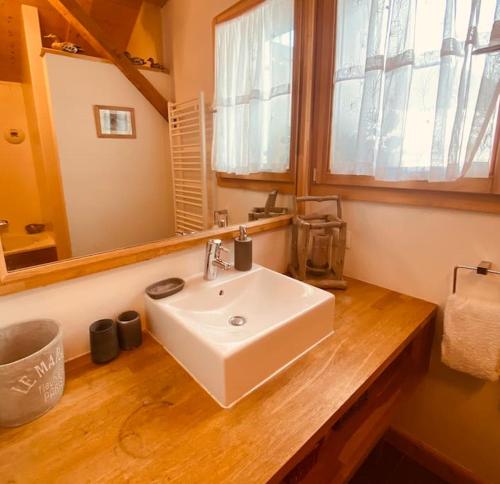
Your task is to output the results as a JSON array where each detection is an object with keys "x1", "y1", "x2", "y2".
[
  {"x1": 168, "y1": 92, "x2": 209, "y2": 233},
  {"x1": 452, "y1": 261, "x2": 500, "y2": 293}
]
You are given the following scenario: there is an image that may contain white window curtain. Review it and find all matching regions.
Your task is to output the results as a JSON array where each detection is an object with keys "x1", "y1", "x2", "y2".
[
  {"x1": 331, "y1": 0, "x2": 500, "y2": 182},
  {"x1": 212, "y1": 0, "x2": 294, "y2": 175}
]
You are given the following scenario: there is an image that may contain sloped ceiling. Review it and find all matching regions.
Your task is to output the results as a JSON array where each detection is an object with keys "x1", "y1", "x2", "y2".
[{"x1": 0, "y1": 0, "x2": 155, "y2": 82}]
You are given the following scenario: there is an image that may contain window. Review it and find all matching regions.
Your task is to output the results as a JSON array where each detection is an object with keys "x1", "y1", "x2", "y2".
[
  {"x1": 213, "y1": 0, "x2": 295, "y2": 176},
  {"x1": 310, "y1": 0, "x2": 500, "y2": 203}
]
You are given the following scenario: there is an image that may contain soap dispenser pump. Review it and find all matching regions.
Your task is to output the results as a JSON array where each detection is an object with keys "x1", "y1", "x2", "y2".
[{"x1": 234, "y1": 225, "x2": 252, "y2": 271}]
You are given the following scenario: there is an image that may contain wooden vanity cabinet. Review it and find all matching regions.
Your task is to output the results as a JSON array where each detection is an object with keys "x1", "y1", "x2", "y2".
[
  {"x1": 0, "y1": 279, "x2": 437, "y2": 483},
  {"x1": 281, "y1": 321, "x2": 434, "y2": 484},
  {"x1": 5, "y1": 247, "x2": 58, "y2": 271}
]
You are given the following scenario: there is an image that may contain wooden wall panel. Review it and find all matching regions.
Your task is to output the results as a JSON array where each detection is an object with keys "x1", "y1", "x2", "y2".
[
  {"x1": 0, "y1": 0, "x2": 25, "y2": 82},
  {"x1": 0, "y1": 0, "x2": 148, "y2": 83}
]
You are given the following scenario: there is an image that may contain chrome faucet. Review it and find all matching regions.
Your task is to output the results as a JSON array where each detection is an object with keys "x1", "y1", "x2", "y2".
[
  {"x1": 0, "y1": 220, "x2": 8, "y2": 231},
  {"x1": 204, "y1": 239, "x2": 232, "y2": 280}
]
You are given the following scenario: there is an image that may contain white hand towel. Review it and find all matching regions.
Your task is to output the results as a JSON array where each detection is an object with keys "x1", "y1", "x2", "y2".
[{"x1": 442, "y1": 294, "x2": 500, "y2": 382}]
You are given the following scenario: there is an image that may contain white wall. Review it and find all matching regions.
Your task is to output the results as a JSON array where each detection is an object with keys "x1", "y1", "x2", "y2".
[
  {"x1": 0, "y1": 228, "x2": 289, "y2": 360},
  {"x1": 162, "y1": 0, "x2": 232, "y2": 103},
  {"x1": 342, "y1": 202, "x2": 500, "y2": 303},
  {"x1": 44, "y1": 53, "x2": 175, "y2": 257},
  {"x1": 340, "y1": 200, "x2": 500, "y2": 483}
]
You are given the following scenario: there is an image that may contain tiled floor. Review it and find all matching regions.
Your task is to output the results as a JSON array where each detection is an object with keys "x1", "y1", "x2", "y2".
[{"x1": 350, "y1": 440, "x2": 447, "y2": 484}]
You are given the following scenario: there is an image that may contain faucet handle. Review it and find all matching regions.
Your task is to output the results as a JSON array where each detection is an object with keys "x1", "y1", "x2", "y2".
[{"x1": 206, "y1": 239, "x2": 226, "y2": 257}]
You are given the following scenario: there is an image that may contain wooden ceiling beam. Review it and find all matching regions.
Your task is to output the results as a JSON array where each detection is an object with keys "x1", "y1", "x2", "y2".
[
  {"x1": 46, "y1": 0, "x2": 169, "y2": 121},
  {"x1": 145, "y1": 0, "x2": 169, "y2": 7}
]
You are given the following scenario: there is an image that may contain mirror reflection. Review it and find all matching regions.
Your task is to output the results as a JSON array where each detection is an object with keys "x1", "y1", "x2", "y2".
[{"x1": 0, "y1": 0, "x2": 295, "y2": 272}]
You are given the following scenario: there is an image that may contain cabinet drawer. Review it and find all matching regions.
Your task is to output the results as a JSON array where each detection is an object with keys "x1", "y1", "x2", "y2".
[
  {"x1": 5, "y1": 247, "x2": 58, "y2": 270},
  {"x1": 282, "y1": 330, "x2": 429, "y2": 484}
]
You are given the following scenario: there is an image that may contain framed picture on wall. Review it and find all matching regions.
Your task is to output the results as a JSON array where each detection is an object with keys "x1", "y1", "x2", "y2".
[{"x1": 93, "y1": 105, "x2": 136, "y2": 139}]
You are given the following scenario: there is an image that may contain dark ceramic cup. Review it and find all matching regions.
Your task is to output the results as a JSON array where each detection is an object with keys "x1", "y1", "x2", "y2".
[
  {"x1": 89, "y1": 319, "x2": 120, "y2": 364},
  {"x1": 116, "y1": 311, "x2": 143, "y2": 350}
]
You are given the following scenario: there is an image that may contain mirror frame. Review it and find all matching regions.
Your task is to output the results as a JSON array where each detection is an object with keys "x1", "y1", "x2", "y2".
[{"x1": 0, "y1": 215, "x2": 293, "y2": 296}]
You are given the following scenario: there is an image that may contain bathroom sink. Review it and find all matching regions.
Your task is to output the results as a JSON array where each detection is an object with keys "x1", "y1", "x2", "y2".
[{"x1": 146, "y1": 264, "x2": 335, "y2": 407}]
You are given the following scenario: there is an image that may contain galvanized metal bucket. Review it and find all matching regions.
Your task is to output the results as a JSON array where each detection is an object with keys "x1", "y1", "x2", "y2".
[{"x1": 0, "y1": 319, "x2": 64, "y2": 427}]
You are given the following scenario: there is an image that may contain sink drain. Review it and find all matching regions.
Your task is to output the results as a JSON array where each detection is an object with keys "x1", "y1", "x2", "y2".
[{"x1": 229, "y1": 316, "x2": 247, "y2": 327}]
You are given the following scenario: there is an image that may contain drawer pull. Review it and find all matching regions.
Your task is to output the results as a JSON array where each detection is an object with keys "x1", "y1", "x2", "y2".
[
  {"x1": 332, "y1": 393, "x2": 369, "y2": 431},
  {"x1": 283, "y1": 439, "x2": 324, "y2": 483}
]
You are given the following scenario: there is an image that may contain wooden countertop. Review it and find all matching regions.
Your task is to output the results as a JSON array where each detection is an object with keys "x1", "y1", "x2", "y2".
[{"x1": 0, "y1": 278, "x2": 437, "y2": 483}]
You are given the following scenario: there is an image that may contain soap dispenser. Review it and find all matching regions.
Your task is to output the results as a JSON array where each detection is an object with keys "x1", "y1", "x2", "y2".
[{"x1": 234, "y1": 225, "x2": 252, "y2": 271}]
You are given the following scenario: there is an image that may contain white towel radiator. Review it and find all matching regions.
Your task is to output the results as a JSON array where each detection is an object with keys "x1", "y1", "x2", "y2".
[{"x1": 168, "y1": 93, "x2": 209, "y2": 234}]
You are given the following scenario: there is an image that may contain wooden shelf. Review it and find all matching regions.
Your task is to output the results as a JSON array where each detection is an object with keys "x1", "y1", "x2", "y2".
[{"x1": 40, "y1": 47, "x2": 170, "y2": 75}]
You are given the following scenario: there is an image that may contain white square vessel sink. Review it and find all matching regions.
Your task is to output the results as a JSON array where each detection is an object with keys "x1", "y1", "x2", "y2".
[{"x1": 146, "y1": 264, "x2": 335, "y2": 408}]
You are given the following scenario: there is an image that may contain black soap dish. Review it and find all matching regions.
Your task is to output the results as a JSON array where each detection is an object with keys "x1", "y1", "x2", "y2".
[{"x1": 146, "y1": 278, "x2": 185, "y2": 299}]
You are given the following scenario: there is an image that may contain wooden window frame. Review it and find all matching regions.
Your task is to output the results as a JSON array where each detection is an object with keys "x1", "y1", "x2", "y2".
[
  {"x1": 308, "y1": 0, "x2": 500, "y2": 213},
  {"x1": 213, "y1": 0, "x2": 304, "y2": 194}
]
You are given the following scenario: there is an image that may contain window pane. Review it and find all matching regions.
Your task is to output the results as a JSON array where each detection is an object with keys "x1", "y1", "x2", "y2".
[
  {"x1": 330, "y1": 0, "x2": 499, "y2": 182},
  {"x1": 213, "y1": 0, "x2": 294, "y2": 175}
]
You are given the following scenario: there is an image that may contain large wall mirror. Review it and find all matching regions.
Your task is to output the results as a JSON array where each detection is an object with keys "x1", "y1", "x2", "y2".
[{"x1": 0, "y1": 0, "x2": 297, "y2": 277}]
